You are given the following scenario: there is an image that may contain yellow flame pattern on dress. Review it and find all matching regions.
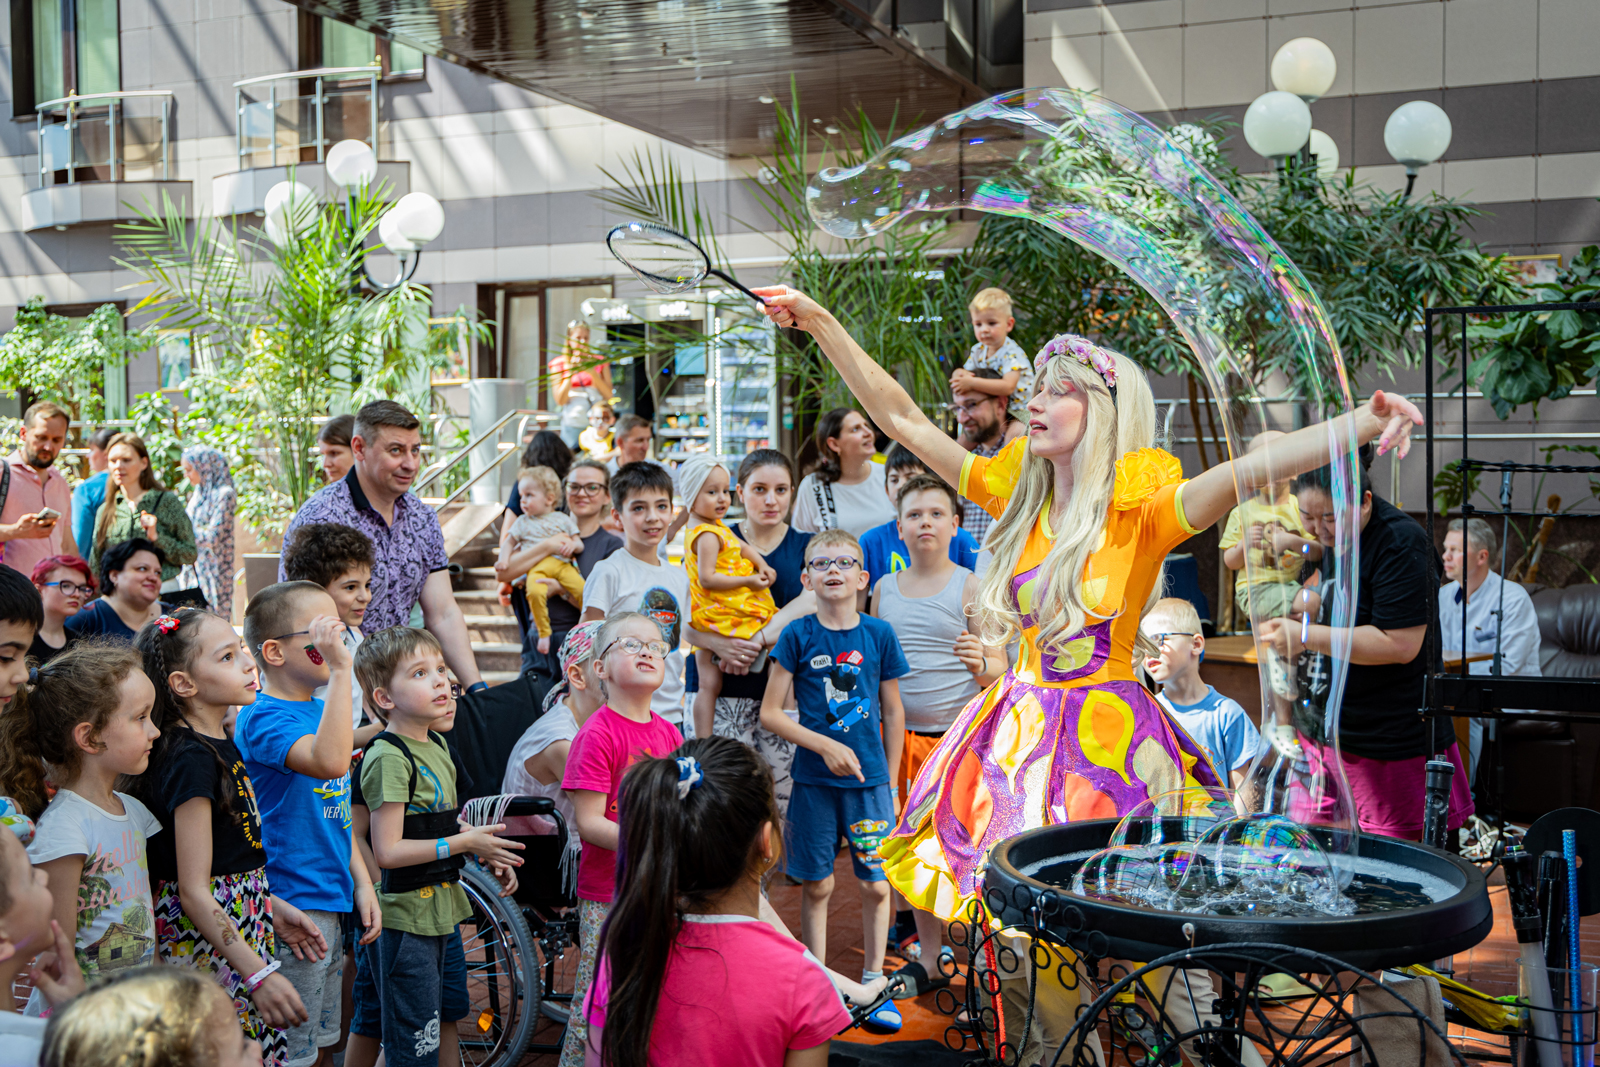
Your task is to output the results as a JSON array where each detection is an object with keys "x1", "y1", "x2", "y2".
[{"x1": 1077, "y1": 691, "x2": 1136, "y2": 786}]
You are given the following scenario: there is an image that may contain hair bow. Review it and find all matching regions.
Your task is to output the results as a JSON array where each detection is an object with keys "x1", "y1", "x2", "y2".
[
  {"x1": 0, "y1": 796, "x2": 35, "y2": 845},
  {"x1": 675, "y1": 756, "x2": 704, "y2": 800},
  {"x1": 1035, "y1": 334, "x2": 1119, "y2": 398},
  {"x1": 155, "y1": 615, "x2": 182, "y2": 635}
]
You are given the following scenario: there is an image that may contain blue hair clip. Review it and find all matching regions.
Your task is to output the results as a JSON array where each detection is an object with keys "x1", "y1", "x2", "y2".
[{"x1": 675, "y1": 756, "x2": 704, "y2": 800}]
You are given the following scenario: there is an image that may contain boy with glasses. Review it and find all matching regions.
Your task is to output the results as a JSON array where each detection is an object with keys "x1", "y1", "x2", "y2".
[
  {"x1": 1140, "y1": 598, "x2": 1260, "y2": 789},
  {"x1": 760, "y1": 530, "x2": 908, "y2": 1026}
]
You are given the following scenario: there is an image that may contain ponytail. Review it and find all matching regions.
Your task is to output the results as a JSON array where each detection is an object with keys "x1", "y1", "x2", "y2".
[
  {"x1": 596, "y1": 737, "x2": 780, "y2": 1067},
  {"x1": 0, "y1": 641, "x2": 145, "y2": 818}
]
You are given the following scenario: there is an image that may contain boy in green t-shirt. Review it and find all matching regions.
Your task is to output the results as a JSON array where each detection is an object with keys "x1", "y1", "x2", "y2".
[
  {"x1": 357, "y1": 627, "x2": 522, "y2": 1067},
  {"x1": 1220, "y1": 431, "x2": 1323, "y2": 619}
]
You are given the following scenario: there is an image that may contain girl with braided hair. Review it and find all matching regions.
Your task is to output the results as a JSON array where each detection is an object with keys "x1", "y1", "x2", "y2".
[{"x1": 132, "y1": 609, "x2": 328, "y2": 1066}]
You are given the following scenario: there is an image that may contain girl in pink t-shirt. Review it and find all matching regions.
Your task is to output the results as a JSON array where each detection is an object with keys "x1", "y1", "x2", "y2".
[
  {"x1": 584, "y1": 735, "x2": 850, "y2": 1067},
  {"x1": 560, "y1": 611, "x2": 685, "y2": 1067}
]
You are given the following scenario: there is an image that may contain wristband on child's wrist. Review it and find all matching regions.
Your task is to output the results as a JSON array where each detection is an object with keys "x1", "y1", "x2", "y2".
[
  {"x1": 243, "y1": 960, "x2": 281, "y2": 995},
  {"x1": 437, "y1": 838, "x2": 451, "y2": 860}
]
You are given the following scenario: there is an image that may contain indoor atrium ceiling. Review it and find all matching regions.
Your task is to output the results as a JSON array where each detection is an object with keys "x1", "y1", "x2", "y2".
[{"x1": 292, "y1": 0, "x2": 984, "y2": 157}]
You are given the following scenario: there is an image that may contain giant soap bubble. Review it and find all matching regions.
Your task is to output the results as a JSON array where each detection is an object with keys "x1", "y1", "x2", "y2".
[{"x1": 808, "y1": 88, "x2": 1366, "y2": 907}]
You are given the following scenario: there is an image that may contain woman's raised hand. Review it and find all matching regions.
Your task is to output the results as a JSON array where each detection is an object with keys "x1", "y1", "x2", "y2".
[
  {"x1": 753, "y1": 286, "x2": 829, "y2": 333},
  {"x1": 1364, "y1": 390, "x2": 1424, "y2": 459}
]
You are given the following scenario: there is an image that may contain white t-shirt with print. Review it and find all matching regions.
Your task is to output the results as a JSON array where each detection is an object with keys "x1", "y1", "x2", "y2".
[
  {"x1": 25, "y1": 789, "x2": 162, "y2": 1014},
  {"x1": 582, "y1": 550, "x2": 690, "y2": 723},
  {"x1": 965, "y1": 337, "x2": 1034, "y2": 416},
  {"x1": 791, "y1": 465, "x2": 894, "y2": 539},
  {"x1": 313, "y1": 626, "x2": 366, "y2": 728}
]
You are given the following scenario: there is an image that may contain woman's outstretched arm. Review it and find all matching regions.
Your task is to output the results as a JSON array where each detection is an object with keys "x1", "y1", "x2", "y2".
[
  {"x1": 1180, "y1": 391, "x2": 1423, "y2": 533},
  {"x1": 756, "y1": 286, "x2": 971, "y2": 488}
]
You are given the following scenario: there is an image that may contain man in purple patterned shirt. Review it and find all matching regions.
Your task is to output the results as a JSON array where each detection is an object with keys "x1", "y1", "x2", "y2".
[{"x1": 281, "y1": 400, "x2": 484, "y2": 689}]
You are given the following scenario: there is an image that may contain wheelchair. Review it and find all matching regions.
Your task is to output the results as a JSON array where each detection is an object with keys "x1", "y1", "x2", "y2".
[{"x1": 455, "y1": 796, "x2": 581, "y2": 1067}]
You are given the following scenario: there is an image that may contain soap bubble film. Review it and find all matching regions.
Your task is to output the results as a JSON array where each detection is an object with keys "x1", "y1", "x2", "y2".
[
  {"x1": 809, "y1": 88, "x2": 1366, "y2": 907},
  {"x1": 605, "y1": 221, "x2": 710, "y2": 294}
]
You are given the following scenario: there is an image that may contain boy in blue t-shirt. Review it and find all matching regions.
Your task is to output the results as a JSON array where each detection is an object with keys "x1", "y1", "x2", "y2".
[
  {"x1": 857, "y1": 445, "x2": 981, "y2": 607},
  {"x1": 235, "y1": 580, "x2": 382, "y2": 1067},
  {"x1": 1140, "y1": 597, "x2": 1262, "y2": 788},
  {"x1": 761, "y1": 528, "x2": 908, "y2": 996}
]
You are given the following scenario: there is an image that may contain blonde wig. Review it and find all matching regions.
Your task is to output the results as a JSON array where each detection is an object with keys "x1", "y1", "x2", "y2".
[{"x1": 970, "y1": 341, "x2": 1166, "y2": 665}]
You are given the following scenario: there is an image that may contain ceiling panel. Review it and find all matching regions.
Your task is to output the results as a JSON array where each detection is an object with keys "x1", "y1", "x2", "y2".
[{"x1": 293, "y1": 0, "x2": 982, "y2": 156}]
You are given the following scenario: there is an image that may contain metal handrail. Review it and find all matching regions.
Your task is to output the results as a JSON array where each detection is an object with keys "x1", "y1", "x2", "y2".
[
  {"x1": 36, "y1": 90, "x2": 174, "y2": 186},
  {"x1": 431, "y1": 419, "x2": 534, "y2": 512},
  {"x1": 234, "y1": 66, "x2": 380, "y2": 168}
]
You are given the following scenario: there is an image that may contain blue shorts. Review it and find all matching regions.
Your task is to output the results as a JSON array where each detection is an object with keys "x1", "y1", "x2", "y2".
[
  {"x1": 352, "y1": 924, "x2": 466, "y2": 1038},
  {"x1": 784, "y1": 782, "x2": 893, "y2": 883}
]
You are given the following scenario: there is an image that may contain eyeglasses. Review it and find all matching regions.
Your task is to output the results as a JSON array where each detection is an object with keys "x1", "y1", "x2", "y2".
[
  {"x1": 43, "y1": 580, "x2": 91, "y2": 597},
  {"x1": 1153, "y1": 632, "x2": 1197, "y2": 647},
  {"x1": 566, "y1": 482, "x2": 607, "y2": 496},
  {"x1": 947, "y1": 400, "x2": 997, "y2": 415},
  {"x1": 602, "y1": 636, "x2": 670, "y2": 659},
  {"x1": 807, "y1": 556, "x2": 860, "y2": 573},
  {"x1": 448, "y1": 682, "x2": 464, "y2": 698}
]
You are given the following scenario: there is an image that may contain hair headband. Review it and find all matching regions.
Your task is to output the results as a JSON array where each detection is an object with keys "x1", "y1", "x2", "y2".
[
  {"x1": 1036, "y1": 334, "x2": 1118, "y2": 402},
  {"x1": 543, "y1": 620, "x2": 605, "y2": 714},
  {"x1": 675, "y1": 756, "x2": 704, "y2": 800}
]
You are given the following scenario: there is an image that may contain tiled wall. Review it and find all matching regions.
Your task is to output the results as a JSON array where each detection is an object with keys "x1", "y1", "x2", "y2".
[{"x1": 1023, "y1": 0, "x2": 1600, "y2": 261}]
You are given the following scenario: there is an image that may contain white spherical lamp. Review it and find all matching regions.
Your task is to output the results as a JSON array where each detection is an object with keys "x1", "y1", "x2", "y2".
[
  {"x1": 388, "y1": 192, "x2": 445, "y2": 246},
  {"x1": 1308, "y1": 129, "x2": 1340, "y2": 177},
  {"x1": 1384, "y1": 100, "x2": 1452, "y2": 172},
  {"x1": 263, "y1": 180, "x2": 318, "y2": 235},
  {"x1": 263, "y1": 212, "x2": 292, "y2": 247},
  {"x1": 1271, "y1": 37, "x2": 1337, "y2": 102},
  {"x1": 378, "y1": 210, "x2": 417, "y2": 255},
  {"x1": 326, "y1": 139, "x2": 379, "y2": 189},
  {"x1": 1243, "y1": 91, "x2": 1312, "y2": 160}
]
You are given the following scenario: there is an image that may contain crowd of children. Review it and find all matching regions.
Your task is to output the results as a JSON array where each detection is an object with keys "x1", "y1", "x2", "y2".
[{"x1": 0, "y1": 282, "x2": 1347, "y2": 1067}]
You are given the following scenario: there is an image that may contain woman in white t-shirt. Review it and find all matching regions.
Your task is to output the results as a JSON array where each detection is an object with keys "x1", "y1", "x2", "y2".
[{"x1": 791, "y1": 408, "x2": 894, "y2": 538}]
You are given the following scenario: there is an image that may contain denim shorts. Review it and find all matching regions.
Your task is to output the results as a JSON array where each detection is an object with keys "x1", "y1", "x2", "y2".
[
  {"x1": 353, "y1": 924, "x2": 466, "y2": 1038},
  {"x1": 783, "y1": 781, "x2": 894, "y2": 883}
]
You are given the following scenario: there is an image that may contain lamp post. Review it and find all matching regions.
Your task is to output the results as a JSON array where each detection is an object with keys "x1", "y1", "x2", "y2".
[
  {"x1": 1384, "y1": 100, "x2": 1453, "y2": 197},
  {"x1": 263, "y1": 139, "x2": 444, "y2": 292}
]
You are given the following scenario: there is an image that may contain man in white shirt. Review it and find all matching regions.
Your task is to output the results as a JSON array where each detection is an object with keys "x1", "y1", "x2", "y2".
[{"x1": 1439, "y1": 517, "x2": 1542, "y2": 780}]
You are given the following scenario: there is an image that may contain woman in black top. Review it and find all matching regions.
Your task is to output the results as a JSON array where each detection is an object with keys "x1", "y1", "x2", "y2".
[
  {"x1": 66, "y1": 539, "x2": 171, "y2": 643},
  {"x1": 27, "y1": 553, "x2": 92, "y2": 662}
]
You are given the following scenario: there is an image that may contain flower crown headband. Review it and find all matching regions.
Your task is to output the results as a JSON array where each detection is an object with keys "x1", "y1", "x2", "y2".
[{"x1": 1035, "y1": 334, "x2": 1118, "y2": 403}]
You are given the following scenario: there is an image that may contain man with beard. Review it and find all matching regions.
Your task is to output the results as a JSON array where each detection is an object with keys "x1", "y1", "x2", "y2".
[
  {"x1": 950, "y1": 368, "x2": 1022, "y2": 546},
  {"x1": 0, "y1": 401, "x2": 78, "y2": 575}
]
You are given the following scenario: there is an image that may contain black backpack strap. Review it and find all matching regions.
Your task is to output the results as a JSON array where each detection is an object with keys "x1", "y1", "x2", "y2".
[{"x1": 364, "y1": 731, "x2": 420, "y2": 809}]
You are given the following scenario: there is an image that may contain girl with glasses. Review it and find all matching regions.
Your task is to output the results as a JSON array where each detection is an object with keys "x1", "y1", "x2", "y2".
[
  {"x1": 558, "y1": 612, "x2": 685, "y2": 1067},
  {"x1": 28, "y1": 554, "x2": 94, "y2": 664}
]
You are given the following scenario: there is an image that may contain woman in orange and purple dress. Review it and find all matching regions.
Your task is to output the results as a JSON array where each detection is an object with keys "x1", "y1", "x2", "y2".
[{"x1": 753, "y1": 285, "x2": 1425, "y2": 931}]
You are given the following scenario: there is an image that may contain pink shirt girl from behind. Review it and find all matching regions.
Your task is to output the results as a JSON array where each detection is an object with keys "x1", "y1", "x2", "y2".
[{"x1": 583, "y1": 736, "x2": 848, "y2": 1067}]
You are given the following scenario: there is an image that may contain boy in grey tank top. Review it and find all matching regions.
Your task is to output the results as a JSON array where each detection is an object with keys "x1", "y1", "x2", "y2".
[{"x1": 869, "y1": 474, "x2": 1005, "y2": 996}]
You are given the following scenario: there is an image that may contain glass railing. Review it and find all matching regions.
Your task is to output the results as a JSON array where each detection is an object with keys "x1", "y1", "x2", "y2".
[
  {"x1": 233, "y1": 66, "x2": 380, "y2": 169},
  {"x1": 35, "y1": 90, "x2": 175, "y2": 186}
]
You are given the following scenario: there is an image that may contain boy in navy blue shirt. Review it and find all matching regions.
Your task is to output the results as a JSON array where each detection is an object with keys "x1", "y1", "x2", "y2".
[
  {"x1": 761, "y1": 528, "x2": 908, "y2": 996},
  {"x1": 857, "y1": 445, "x2": 980, "y2": 607}
]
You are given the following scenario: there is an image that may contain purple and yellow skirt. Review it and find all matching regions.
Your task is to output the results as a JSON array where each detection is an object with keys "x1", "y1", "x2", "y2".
[{"x1": 880, "y1": 672, "x2": 1222, "y2": 921}]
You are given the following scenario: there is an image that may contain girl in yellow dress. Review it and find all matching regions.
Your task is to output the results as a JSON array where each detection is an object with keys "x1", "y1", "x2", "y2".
[
  {"x1": 679, "y1": 454, "x2": 780, "y2": 738},
  {"x1": 754, "y1": 283, "x2": 1423, "y2": 1048}
]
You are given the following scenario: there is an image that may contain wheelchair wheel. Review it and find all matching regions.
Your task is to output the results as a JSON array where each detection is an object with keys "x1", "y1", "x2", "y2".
[{"x1": 456, "y1": 862, "x2": 540, "y2": 1067}]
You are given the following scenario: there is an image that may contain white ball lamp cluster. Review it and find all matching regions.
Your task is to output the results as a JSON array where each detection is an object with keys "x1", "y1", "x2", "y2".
[
  {"x1": 261, "y1": 139, "x2": 445, "y2": 290},
  {"x1": 1240, "y1": 38, "x2": 1451, "y2": 196}
]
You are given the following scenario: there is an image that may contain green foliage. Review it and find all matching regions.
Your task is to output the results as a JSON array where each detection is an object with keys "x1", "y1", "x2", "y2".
[
  {"x1": 1465, "y1": 245, "x2": 1600, "y2": 418},
  {"x1": 1432, "y1": 459, "x2": 1480, "y2": 515},
  {"x1": 0, "y1": 298, "x2": 154, "y2": 428},
  {"x1": 115, "y1": 188, "x2": 489, "y2": 535}
]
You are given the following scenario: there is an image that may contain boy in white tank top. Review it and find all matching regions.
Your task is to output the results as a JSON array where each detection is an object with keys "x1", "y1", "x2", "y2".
[{"x1": 869, "y1": 473, "x2": 1006, "y2": 996}]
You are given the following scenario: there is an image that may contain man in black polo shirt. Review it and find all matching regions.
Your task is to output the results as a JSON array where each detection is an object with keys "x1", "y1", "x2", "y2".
[{"x1": 1260, "y1": 460, "x2": 1471, "y2": 841}]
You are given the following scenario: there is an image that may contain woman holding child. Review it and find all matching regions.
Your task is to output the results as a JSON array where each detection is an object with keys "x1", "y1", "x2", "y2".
[{"x1": 755, "y1": 286, "x2": 1424, "y2": 922}]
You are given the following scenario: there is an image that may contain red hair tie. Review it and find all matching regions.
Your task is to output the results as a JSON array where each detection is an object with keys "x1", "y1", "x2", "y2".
[{"x1": 155, "y1": 615, "x2": 181, "y2": 634}]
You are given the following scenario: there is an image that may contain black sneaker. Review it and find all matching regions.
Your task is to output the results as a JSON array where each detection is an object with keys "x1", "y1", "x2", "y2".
[{"x1": 889, "y1": 960, "x2": 951, "y2": 999}]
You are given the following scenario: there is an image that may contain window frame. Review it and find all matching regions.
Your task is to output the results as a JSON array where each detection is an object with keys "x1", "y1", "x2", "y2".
[
  {"x1": 10, "y1": 0, "x2": 121, "y2": 119},
  {"x1": 299, "y1": 11, "x2": 426, "y2": 84}
]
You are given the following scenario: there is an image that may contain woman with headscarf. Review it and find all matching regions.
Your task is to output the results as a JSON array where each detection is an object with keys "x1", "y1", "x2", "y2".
[{"x1": 176, "y1": 446, "x2": 237, "y2": 619}]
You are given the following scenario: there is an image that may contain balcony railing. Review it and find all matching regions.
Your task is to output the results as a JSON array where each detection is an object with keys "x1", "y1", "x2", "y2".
[
  {"x1": 35, "y1": 90, "x2": 174, "y2": 186},
  {"x1": 234, "y1": 66, "x2": 380, "y2": 169}
]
